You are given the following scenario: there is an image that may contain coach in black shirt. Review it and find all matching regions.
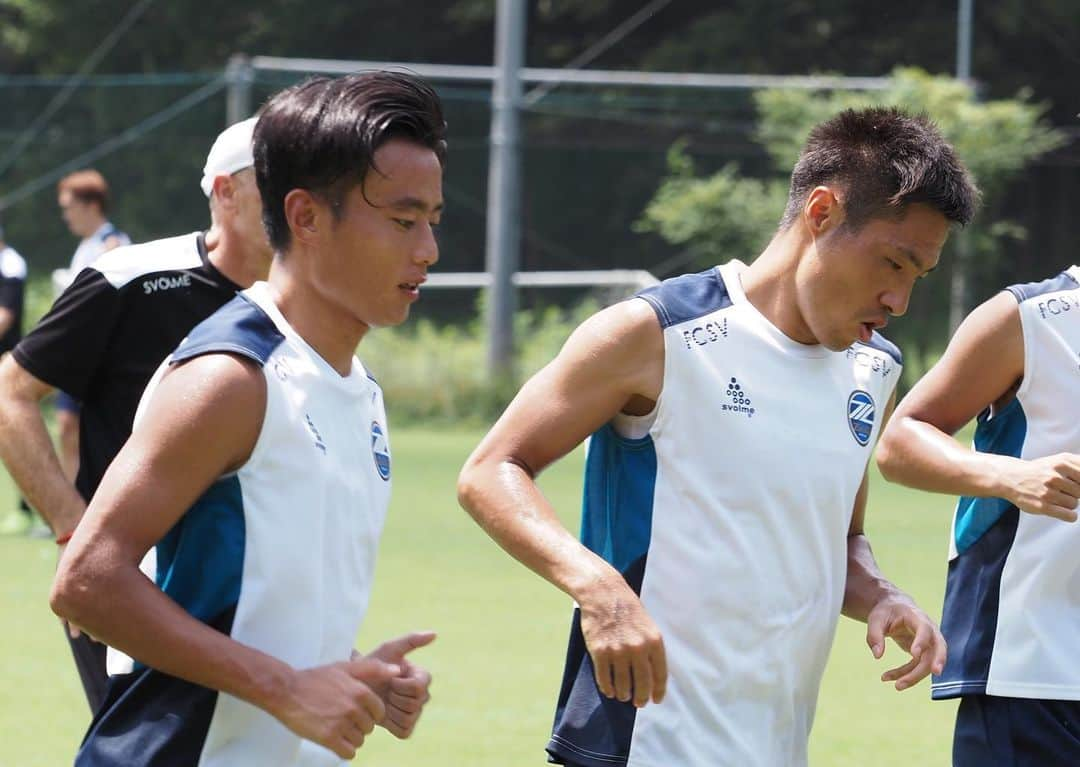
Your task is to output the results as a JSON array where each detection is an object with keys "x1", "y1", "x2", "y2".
[{"x1": 0, "y1": 118, "x2": 272, "y2": 714}]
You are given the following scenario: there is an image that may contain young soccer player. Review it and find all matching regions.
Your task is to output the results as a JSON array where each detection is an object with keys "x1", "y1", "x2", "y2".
[
  {"x1": 50, "y1": 72, "x2": 445, "y2": 765},
  {"x1": 459, "y1": 107, "x2": 978, "y2": 767},
  {"x1": 878, "y1": 265, "x2": 1080, "y2": 764}
]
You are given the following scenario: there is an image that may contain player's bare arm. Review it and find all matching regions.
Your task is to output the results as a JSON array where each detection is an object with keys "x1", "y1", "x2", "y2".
[
  {"x1": 50, "y1": 353, "x2": 397, "y2": 760},
  {"x1": 877, "y1": 291, "x2": 1080, "y2": 521},
  {"x1": 843, "y1": 392, "x2": 946, "y2": 691},
  {"x1": 458, "y1": 297, "x2": 667, "y2": 708},
  {"x1": 0, "y1": 355, "x2": 85, "y2": 535}
]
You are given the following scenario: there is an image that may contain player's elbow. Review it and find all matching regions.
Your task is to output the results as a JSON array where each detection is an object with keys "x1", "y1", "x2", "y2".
[
  {"x1": 49, "y1": 549, "x2": 99, "y2": 625},
  {"x1": 456, "y1": 460, "x2": 483, "y2": 517},
  {"x1": 875, "y1": 423, "x2": 906, "y2": 482},
  {"x1": 457, "y1": 452, "x2": 506, "y2": 521}
]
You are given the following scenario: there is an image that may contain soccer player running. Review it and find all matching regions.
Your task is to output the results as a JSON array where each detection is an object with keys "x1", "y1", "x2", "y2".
[
  {"x1": 458, "y1": 107, "x2": 978, "y2": 767},
  {"x1": 0, "y1": 117, "x2": 271, "y2": 715},
  {"x1": 50, "y1": 72, "x2": 444, "y2": 766},
  {"x1": 877, "y1": 264, "x2": 1080, "y2": 764}
]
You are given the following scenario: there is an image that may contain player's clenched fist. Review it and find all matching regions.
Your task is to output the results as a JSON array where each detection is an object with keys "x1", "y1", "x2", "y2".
[
  {"x1": 272, "y1": 658, "x2": 399, "y2": 760},
  {"x1": 358, "y1": 630, "x2": 437, "y2": 739},
  {"x1": 580, "y1": 577, "x2": 667, "y2": 708},
  {"x1": 1003, "y1": 452, "x2": 1080, "y2": 522}
]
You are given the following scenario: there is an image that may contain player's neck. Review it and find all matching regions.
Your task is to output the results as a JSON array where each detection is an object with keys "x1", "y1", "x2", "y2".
[
  {"x1": 266, "y1": 259, "x2": 366, "y2": 378},
  {"x1": 740, "y1": 230, "x2": 818, "y2": 346}
]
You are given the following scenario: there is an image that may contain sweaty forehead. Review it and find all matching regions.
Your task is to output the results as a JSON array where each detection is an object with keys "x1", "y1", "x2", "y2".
[
  {"x1": 364, "y1": 140, "x2": 443, "y2": 209},
  {"x1": 881, "y1": 206, "x2": 949, "y2": 260}
]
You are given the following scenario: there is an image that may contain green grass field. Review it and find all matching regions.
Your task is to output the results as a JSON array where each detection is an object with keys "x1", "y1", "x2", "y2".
[{"x1": 0, "y1": 427, "x2": 959, "y2": 766}]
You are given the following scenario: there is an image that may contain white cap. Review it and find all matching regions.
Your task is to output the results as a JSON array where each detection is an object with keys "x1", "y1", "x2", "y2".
[{"x1": 200, "y1": 117, "x2": 258, "y2": 197}]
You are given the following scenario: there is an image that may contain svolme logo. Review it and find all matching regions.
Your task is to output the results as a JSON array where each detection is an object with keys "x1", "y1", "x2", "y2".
[
  {"x1": 721, "y1": 376, "x2": 755, "y2": 418},
  {"x1": 143, "y1": 273, "x2": 192, "y2": 294}
]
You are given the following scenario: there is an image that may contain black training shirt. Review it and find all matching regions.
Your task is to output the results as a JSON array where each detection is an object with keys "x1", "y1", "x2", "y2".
[{"x1": 13, "y1": 232, "x2": 241, "y2": 501}]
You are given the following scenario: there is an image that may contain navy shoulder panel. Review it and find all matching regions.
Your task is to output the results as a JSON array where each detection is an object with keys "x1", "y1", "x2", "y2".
[
  {"x1": 1006, "y1": 270, "x2": 1079, "y2": 303},
  {"x1": 635, "y1": 267, "x2": 733, "y2": 329},
  {"x1": 171, "y1": 293, "x2": 284, "y2": 367},
  {"x1": 854, "y1": 331, "x2": 903, "y2": 366}
]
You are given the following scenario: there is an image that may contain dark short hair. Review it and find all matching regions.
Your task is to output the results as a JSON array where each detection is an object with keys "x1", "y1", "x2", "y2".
[
  {"x1": 57, "y1": 169, "x2": 110, "y2": 213},
  {"x1": 779, "y1": 107, "x2": 978, "y2": 230},
  {"x1": 254, "y1": 71, "x2": 447, "y2": 252}
]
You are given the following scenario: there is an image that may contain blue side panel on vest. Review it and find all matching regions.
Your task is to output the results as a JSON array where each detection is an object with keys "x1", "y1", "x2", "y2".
[
  {"x1": 76, "y1": 479, "x2": 246, "y2": 764},
  {"x1": 547, "y1": 425, "x2": 657, "y2": 767},
  {"x1": 954, "y1": 399, "x2": 1027, "y2": 554},
  {"x1": 636, "y1": 267, "x2": 733, "y2": 329},
  {"x1": 855, "y1": 330, "x2": 903, "y2": 366},
  {"x1": 1006, "y1": 270, "x2": 1079, "y2": 303},
  {"x1": 548, "y1": 557, "x2": 649, "y2": 767},
  {"x1": 155, "y1": 475, "x2": 245, "y2": 624},
  {"x1": 932, "y1": 398, "x2": 1027, "y2": 700},
  {"x1": 75, "y1": 607, "x2": 236, "y2": 767},
  {"x1": 579, "y1": 424, "x2": 658, "y2": 573},
  {"x1": 933, "y1": 510, "x2": 1021, "y2": 700},
  {"x1": 172, "y1": 293, "x2": 284, "y2": 367}
]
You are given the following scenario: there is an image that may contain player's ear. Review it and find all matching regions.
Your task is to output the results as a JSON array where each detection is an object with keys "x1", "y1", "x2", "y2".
[
  {"x1": 283, "y1": 189, "x2": 322, "y2": 246},
  {"x1": 803, "y1": 186, "x2": 845, "y2": 236}
]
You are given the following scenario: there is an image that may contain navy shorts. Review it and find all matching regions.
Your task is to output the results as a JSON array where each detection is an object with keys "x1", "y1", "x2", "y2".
[
  {"x1": 55, "y1": 390, "x2": 81, "y2": 413},
  {"x1": 954, "y1": 694, "x2": 1080, "y2": 766}
]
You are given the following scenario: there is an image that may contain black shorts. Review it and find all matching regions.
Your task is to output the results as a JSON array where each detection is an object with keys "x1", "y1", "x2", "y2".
[{"x1": 954, "y1": 694, "x2": 1080, "y2": 766}]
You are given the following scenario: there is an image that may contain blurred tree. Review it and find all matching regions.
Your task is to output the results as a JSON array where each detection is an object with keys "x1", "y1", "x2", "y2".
[
  {"x1": 633, "y1": 141, "x2": 786, "y2": 272},
  {"x1": 638, "y1": 68, "x2": 1065, "y2": 381},
  {"x1": 0, "y1": 1, "x2": 1075, "y2": 325},
  {"x1": 0, "y1": 0, "x2": 495, "y2": 73}
]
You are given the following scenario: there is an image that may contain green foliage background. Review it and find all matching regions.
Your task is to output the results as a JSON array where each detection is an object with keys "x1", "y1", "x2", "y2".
[{"x1": 638, "y1": 67, "x2": 1066, "y2": 387}]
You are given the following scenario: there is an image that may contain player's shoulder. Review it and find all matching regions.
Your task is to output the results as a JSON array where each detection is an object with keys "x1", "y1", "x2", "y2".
[
  {"x1": 568, "y1": 293, "x2": 661, "y2": 362},
  {"x1": 634, "y1": 266, "x2": 734, "y2": 329},
  {"x1": 851, "y1": 331, "x2": 902, "y2": 366},
  {"x1": 90, "y1": 232, "x2": 203, "y2": 289},
  {"x1": 0, "y1": 246, "x2": 26, "y2": 280},
  {"x1": 172, "y1": 291, "x2": 285, "y2": 370},
  {"x1": 1005, "y1": 266, "x2": 1080, "y2": 304}
]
